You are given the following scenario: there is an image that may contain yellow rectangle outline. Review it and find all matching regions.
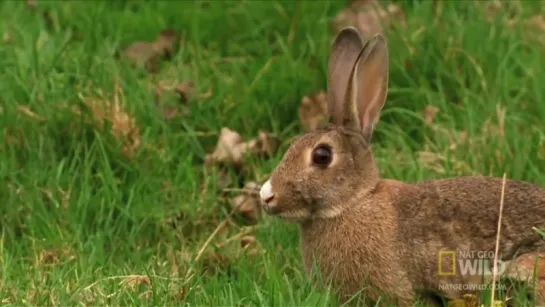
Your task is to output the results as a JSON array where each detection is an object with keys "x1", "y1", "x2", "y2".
[{"x1": 438, "y1": 250, "x2": 456, "y2": 276}]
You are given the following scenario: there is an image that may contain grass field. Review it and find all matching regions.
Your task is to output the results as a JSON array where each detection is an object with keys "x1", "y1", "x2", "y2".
[{"x1": 1, "y1": 0, "x2": 545, "y2": 306}]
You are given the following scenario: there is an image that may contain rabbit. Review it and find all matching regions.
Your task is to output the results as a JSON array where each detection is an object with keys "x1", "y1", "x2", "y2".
[{"x1": 258, "y1": 27, "x2": 545, "y2": 306}]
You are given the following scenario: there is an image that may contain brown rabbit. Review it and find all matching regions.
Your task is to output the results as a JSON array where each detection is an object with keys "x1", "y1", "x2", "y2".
[{"x1": 259, "y1": 27, "x2": 545, "y2": 306}]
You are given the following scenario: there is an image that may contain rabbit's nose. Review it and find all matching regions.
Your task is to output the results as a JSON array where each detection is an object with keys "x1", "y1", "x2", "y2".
[{"x1": 260, "y1": 179, "x2": 275, "y2": 204}]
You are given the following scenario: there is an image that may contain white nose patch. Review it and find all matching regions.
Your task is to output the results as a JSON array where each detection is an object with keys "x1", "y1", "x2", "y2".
[{"x1": 260, "y1": 179, "x2": 274, "y2": 202}]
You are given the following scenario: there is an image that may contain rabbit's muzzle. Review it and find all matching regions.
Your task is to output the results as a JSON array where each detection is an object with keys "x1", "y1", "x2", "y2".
[{"x1": 260, "y1": 179, "x2": 280, "y2": 214}]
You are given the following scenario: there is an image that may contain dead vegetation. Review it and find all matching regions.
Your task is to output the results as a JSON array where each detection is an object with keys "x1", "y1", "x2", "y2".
[
  {"x1": 333, "y1": 0, "x2": 406, "y2": 38},
  {"x1": 122, "y1": 29, "x2": 178, "y2": 73}
]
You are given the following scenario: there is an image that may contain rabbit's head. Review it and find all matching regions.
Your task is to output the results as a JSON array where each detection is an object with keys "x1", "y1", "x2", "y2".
[{"x1": 259, "y1": 28, "x2": 390, "y2": 221}]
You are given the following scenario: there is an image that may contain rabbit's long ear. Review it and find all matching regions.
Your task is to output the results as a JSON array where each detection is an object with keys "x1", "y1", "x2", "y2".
[
  {"x1": 327, "y1": 27, "x2": 364, "y2": 127},
  {"x1": 353, "y1": 34, "x2": 389, "y2": 140}
]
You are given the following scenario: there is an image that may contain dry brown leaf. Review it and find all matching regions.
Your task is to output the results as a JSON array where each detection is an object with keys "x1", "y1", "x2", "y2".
[
  {"x1": 482, "y1": 0, "x2": 504, "y2": 21},
  {"x1": 333, "y1": 0, "x2": 406, "y2": 38},
  {"x1": 238, "y1": 234, "x2": 263, "y2": 258},
  {"x1": 230, "y1": 181, "x2": 261, "y2": 224},
  {"x1": 212, "y1": 169, "x2": 235, "y2": 194},
  {"x1": 246, "y1": 131, "x2": 280, "y2": 158},
  {"x1": 205, "y1": 128, "x2": 278, "y2": 169},
  {"x1": 39, "y1": 248, "x2": 60, "y2": 265},
  {"x1": 73, "y1": 95, "x2": 141, "y2": 159},
  {"x1": 205, "y1": 127, "x2": 247, "y2": 168},
  {"x1": 38, "y1": 246, "x2": 75, "y2": 265},
  {"x1": 89, "y1": 99, "x2": 141, "y2": 158},
  {"x1": 240, "y1": 235, "x2": 256, "y2": 248},
  {"x1": 462, "y1": 294, "x2": 478, "y2": 307},
  {"x1": 424, "y1": 105, "x2": 440, "y2": 124},
  {"x1": 175, "y1": 81, "x2": 195, "y2": 104},
  {"x1": 524, "y1": 15, "x2": 545, "y2": 32},
  {"x1": 503, "y1": 252, "x2": 545, "y2": 303},
  {"x1": 154, "y1": 81, "x2": 195, "y2": 120},
  {"x1": 299, "y1": 91, "x2": 328, "y2": 132},
  {"x1": 123, "y1": 29, "x2": 177, "y2": 73},
  {"x1": 26, "y1": 0, "x2": 37, "y2": 10},
  {"x1": 154, "y1": 83, "x2": 189, "y2": 121}
]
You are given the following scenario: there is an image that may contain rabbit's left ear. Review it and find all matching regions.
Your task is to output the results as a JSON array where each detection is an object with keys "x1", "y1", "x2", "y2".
[
  {"x1": 351, "y1": 34, "x2": 389, "y2": 140},
  {"x1": 327, "y1": 27, "x2": 364, "y2": 127}
]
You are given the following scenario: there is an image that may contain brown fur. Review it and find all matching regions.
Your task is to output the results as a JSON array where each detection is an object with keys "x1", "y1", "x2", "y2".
[{"x1": 260, "y1": 27, "x2": 545, "y2": 306}]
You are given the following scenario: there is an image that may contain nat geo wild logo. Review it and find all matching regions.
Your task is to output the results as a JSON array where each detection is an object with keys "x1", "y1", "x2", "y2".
[{"x1": 438, "y1": 249, "x2": 506, "y2": 277}]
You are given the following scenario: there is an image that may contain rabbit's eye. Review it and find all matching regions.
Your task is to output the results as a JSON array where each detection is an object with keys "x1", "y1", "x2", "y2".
[{"x1": 312, "y1": 145, "x2": 332, "y2": 167}]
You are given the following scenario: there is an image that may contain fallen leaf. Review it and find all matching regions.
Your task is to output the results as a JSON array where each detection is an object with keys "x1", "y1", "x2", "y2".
[
  {"x1": 333, "y1": 0, "x2": 406, "y2": 38},
  {"x1": 299, "y1": 91, "x2": 328, "y2": 132},
  {"x1": 39, "y1": 249, "x2": 60, "y2": 265},
  {"x1": 240, "y1": 235, "x2": 256, "y2": 248},
  {"x1": 205, "y1": 128, "x2": 278, "y2": 169},
  {"x1": 89, "y1": 99, "x2": 141, "y2": 158},
  {"x1": 503, "y1": 252, "x2": 545, "y2": 304},
  {"x1": 204, "y1": 168, "x2": 236, "y2": 197},
  {"x1": 238, "y1": 234, "x2": 264, "y2": 258},
  {"x1": 175, "y1": 81, "x2": 195, "y2": 104},
  {"x1": 230, "y1": 181, "x2": 261, "y2": 224},
  {"x1": 38, "y1": 246, "x2": 75, "y2": 265},
  {"x1": 524, "y1": 15, "x2": 545, "y2": 32},
  {"x1": 424, "y1": 105, "x2": 440, "y2": 124},
  {"x1": 246, "y1": 131, "x2": 280, "y2": 158},
  {"x1": 462, "y1": 294, "x2": 479, "y2": 307},
  {"x1": 26, "y1": 0, "x2": 37, "y2": 10},
  {"x1": 153, "y1": 80, "x2": 195, "y2": 120},
  {"x1": 71, "y1": 91, "x2": 141, "y2": 159},
  {"x1": 205, "y1": 127, "x2": 247, "y2": 168},
  {"x1": 483, "y1": 0, "x2": 504, "y2": 21},
  {"x1": 123, "y1": 28, "x2": 177, "y2": 73}
]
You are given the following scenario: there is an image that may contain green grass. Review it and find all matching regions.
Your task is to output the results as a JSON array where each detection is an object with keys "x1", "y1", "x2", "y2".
[{"x1": 1, "y1": 0, "x2": 545, "y2": 306}]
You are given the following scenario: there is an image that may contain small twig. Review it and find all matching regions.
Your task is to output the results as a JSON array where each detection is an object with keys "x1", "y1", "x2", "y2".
[
  {"x1": 490, "y1": 173, "x2": 507, "y2": 306},
  {"x1": 194, "y1": 220, "x2": 228, "y2": 262},
  {"x1": 182, "y1": 196, "x2": 257, "y2": 282}
]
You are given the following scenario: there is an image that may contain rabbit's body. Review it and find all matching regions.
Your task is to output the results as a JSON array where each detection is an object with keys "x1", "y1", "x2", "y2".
[
  {"x1": 300, "y1": 176, "x2": 545, "y2": 305},
  {"x1": 259, "y1": 27, "x2": 545, "y2": 305}
]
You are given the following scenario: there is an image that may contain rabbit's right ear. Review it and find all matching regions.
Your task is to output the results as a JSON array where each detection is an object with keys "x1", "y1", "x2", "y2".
[
  {"x1": 327, "y1": 27, "x2": 364, "y2": 127},
  {"x1": 353, "y1": 34, "x2": 389, "y2": 140}
]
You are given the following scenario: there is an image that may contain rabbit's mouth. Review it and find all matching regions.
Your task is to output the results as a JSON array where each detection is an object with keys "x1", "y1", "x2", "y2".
[
  {"x1": 262, "y1": 202, "x2": 281, "y2": 215},
  {"x1": 259, "y1": 178, "x2": 313, "y2": 220}
]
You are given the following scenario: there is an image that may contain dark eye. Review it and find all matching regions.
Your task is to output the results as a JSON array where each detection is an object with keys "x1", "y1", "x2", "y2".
[{"x1": 312, "y1": 145, "x2": 332, "y2": 167}]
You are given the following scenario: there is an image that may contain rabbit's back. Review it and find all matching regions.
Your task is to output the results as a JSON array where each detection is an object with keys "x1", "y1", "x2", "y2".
[
  {"x1": 393, "y1": 176, "x2": 545, "y2": 297},
  {"x1": 408, "y1": 176, "x2": 545, "y2": 256}
]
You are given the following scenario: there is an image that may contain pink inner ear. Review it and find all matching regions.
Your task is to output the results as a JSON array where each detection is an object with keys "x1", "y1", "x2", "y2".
[
  {"x1": 354, "y1": 38, "x2": 388, "y2": 138},
  {"x1": 359, "y1": 88, "x2": 383, "y2": 132}
]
